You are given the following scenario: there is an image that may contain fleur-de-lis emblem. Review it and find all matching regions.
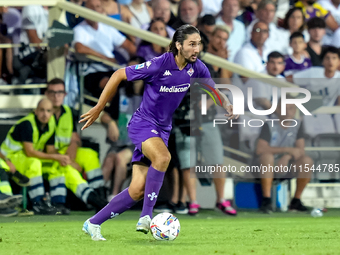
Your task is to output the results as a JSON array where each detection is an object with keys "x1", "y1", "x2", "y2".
[
  {"x1": 148, "y1": 192, "x2": 158, "y2": 201},
  {"x1": 110, "y1": 212, "x2": 119, "y2": 218}
]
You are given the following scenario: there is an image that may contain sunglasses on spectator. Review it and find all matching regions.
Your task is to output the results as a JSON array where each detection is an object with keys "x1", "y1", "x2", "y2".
[
  {"x1": 253, "y1": 28, "x2": 269, "y2": 33},
  {"x1": 47, "y1": 90, "x2": 66, "y2": 96}
]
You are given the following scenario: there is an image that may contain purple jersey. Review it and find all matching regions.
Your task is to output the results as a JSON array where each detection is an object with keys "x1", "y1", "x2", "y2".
[
  {"x1": 125, "y1": 52, "x2": 213, "y2": 127},
  {"x1": 284, "y1": 55, "x2": 312, "y2": 76}
]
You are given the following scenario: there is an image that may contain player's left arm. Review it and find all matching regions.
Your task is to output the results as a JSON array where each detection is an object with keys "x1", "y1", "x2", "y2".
[
  {"x1": 214, "y1": 88, "x2": 239, "y2": 120},
  {"x1": 80, "y1": 68, "x2": 127, "y2": 130}
]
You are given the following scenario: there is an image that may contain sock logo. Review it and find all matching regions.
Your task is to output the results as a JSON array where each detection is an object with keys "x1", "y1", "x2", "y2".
[
  {"x1": 110, "y1": 212, "x2": 119, "y2": 218},
  {"x1": 148, "y1": 192, "x2": 158, "y2": 201}
]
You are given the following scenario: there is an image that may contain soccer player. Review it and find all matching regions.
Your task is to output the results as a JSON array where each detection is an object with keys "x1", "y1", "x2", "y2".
[{"x1": 80, "y1": 25, "x2": 238, "y2": 241}]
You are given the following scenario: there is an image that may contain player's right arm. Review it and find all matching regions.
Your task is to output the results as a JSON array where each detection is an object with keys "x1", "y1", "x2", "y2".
[
  {"x1": 80, "y1": 56, "x2": 161, "y2": 130},
  {"x1": 80, "y1": 68, "x2": 127, "y2": 130}
]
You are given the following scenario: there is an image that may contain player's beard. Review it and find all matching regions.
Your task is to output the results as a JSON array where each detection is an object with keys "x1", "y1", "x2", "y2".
[{"x1": 180, "y1": 48, "x2": 198, "y2": 64}]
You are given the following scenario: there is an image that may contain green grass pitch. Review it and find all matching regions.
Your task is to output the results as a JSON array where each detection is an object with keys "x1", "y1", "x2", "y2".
[{"x1": 1, "y1": 209, "x2": 340, "y2": 255}]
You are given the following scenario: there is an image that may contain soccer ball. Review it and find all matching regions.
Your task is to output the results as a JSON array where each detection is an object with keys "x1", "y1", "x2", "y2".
[{"x1": 150, "y1": 212, "x2": 180, "y2": 241}]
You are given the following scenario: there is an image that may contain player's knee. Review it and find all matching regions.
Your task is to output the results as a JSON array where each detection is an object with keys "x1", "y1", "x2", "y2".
[
  {"x1": 129, "y1": 186, "x2": 144, "y2": 200},
  {"x1": 153, "y1": 152, "x2": 171, "y2": 170}
]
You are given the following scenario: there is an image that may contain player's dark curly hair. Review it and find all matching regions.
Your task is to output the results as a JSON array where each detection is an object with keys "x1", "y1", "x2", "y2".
[{"x1": 168, "y1": 25, "x2": 200, "y2": 56}]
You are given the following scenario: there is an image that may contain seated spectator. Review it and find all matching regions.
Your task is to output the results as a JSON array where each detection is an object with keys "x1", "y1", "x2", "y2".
[
  {"x1": 73, "y1": 0, "x2": 136, "y2": 98},
  {"x1": 45, "y1": 78, "x2": 107, "y2": 198},
  {"x1": 206, "y1": 25, "x2": 232, "y2": 78},
  {"x1": 171, "y1": 0, "x2": 200, "y2": 29},
  {"x1": 292, "y1": 46, "x2": 340, "y2": 106},
  {"x1": 137, "y1": 0, "x2": 175, "y2": 45},
  {"x1": 282, "y1": 7, "x2": 308, "y2": 37},
  {"x1": 295, "y1": 0, "x2": 340, "y2": 47},
  {"x1": 281, "y1": 7, "x2": 310, "y2": 54},
  {"x1": 14, "y1": 5, "x2": 48, "y2": 84},
  {"x1": 306, "y1": 17, "x2": 326, "y2": 66},
  {"x1": 137, "y1": 19, "x2": 169, "y2": 60},
  {"x1": 255, "y1": 101, "x2": 313, "y2": 213},
  {"x1": 295, "y1": 0, "x2": 338, "y2": 30},
  {"x1": 247, "y1": 0, "x2": 287, "y2": 54},
  {"x1": 0, "y1": 99, "x2": 69, "y2": 215},
  {"x1": 197, "y1": 14, "x2": 216, "y2": 40},
  {"x1": 246, "y1": 51, "x2": 285, "y2": 111},
  {"x1": 236, "y1": 0, "x2": 255, "y2": 26},
  {"x1": 216, "y1": 0, "x2": 246, "y2": 62},
  {"x1": 124, "y1": 0, "x2": 153, "y2": 29},
  {"x1": 149, "y1": 0, "x2": 175, "y2": 37},
  {"x1": 234, "y1": 21, "x2": 270, "y2": 74},
  {"x1": 101, "y1": 57, "x2": 144, "y2": 201},
  {"x1": 284, "y1": 32, "x2": 312, "y2": 76}
]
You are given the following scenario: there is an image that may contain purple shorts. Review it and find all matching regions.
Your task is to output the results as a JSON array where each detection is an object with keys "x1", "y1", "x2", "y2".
[{"x1": 127, "y1": 115, "x2": 171, "y2": 166}]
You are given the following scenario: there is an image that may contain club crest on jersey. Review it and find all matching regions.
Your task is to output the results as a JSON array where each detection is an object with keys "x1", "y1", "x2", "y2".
[
  {"x1": 135, "y1": 63, "x2": 145, "y2": 69},
  {"x1": 187, "y1": 68, "x2": 194, "y2": 77}
]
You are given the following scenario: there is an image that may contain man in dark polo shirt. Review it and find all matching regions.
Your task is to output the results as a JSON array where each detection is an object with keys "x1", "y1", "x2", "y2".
[{"x1": 254, "y1": 101, "x2": 313, "y2": 214}]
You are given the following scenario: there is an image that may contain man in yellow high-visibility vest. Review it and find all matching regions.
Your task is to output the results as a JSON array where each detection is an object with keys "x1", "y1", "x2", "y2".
[
  {"x1": 0, "y1": 99, "x2": 70, "y2": 215},
  {"x1": 45, "y1": 78, "x2": 107, "y2": 208}
]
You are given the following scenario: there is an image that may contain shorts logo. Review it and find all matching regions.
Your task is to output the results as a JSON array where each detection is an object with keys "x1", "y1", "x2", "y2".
[
  {"x1": 163, "y1": 70, "x2": 172, "y2": 76},
  {"x1": 146, "y1": 61, "x2": 151, "y2": 68},
  {"x1": 135, "y1": 63, "x2": 145, "y2": 69},
  {"x1": 151, "y1": 129, "x2": 159, "y2": 134},
  {"x1": 187, "y1": 68, "x2": 194, "y2": 77}
]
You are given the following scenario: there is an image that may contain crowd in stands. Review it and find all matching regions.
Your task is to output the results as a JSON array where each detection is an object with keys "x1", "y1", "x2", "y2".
[{"x1": 0, "y1": 0, "x2": 340, "y2": 216}]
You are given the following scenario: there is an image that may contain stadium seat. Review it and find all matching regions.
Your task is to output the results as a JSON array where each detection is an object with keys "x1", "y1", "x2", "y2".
[
  {"x1": 303, "y1": 114, "x2": 336, "y2": 137},
  {"x1": 312, "y1": 133, "x2": 340, "y2": 181}
]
